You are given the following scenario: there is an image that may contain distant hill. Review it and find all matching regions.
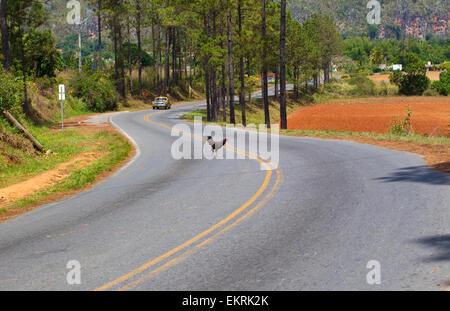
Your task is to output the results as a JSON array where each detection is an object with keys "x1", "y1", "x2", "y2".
[
  {"x1": 43, "y1": 0, "x2": 448, "y2": 47},
  {"x1": 44, "y1": 0, "x2": 98, "y2": 43},
  {"x1": 288, "y1": 0, "x2": 449, "y2": 39}
]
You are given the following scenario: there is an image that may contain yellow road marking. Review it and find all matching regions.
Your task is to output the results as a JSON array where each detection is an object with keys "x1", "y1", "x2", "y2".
[
  {"x1": 118, "y1": 168, "x2": 282, "y2": 291},
  {"x1": 95, "y1": 108, "x2": 281, "y2": 291}
]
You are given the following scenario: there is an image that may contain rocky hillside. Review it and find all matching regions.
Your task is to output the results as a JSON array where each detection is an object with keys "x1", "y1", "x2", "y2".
[
  {"x1": 43, "y1": 0, "x2": 448, "y2": 44},
  {"x1": 43, "y1": 0, "x2": 99, "y2": 44},
  {"x1": 288, "y1": 0, "x2": 449, "y2": 39}
]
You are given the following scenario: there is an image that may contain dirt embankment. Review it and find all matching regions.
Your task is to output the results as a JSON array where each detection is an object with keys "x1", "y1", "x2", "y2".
[{"x1": 0, "y1": 152, "x2": 99, "y2": 208}]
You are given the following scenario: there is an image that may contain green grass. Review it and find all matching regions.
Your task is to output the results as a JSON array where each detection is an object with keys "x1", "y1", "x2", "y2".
[
  {"x1": 281, "y1": 129, "x2": 450, "y2": 146},
  {"x1": 1, "y1": 128, "x2": 94, "y2": 188},
  {"x1": 0, "y1": 130, "x2": 131, "y2": 214}
]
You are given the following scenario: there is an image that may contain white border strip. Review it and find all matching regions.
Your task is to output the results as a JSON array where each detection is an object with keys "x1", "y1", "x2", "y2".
[{"x1": 109, "y1": 114, "x2": 141, "y2": 173}]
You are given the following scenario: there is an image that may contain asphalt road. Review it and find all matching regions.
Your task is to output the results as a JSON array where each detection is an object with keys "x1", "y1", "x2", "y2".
[{"x1": 0, "y1": 93, "x2": 449, "y2": 291}]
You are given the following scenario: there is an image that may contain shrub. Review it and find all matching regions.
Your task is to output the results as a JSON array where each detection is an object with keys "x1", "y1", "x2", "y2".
[
  {"x1": 390, "y1": 63, "x2": 431, "y2": 96},
  {"x1": 423, "y1": 88, "x2": 440, "y2": 97},
  {"x1": 0, "y1": 68, "x2": 24, "y2": 114},
  {"x1": 23, "y1": 29, "x2": 62, "y2": 78},
  {"x1": 66, "y1": 96, "x2": 88, "y2": 112},
  {"x1": 390, "y1": 105, "x2": 413, "y2": 136},
  {"x1": 390, "y1": 71, "x2": 403, "y2": 86},
  {"x1": 376, "y1": 81, "x2": 398, "y2": 96},
  {"x1": 398, "y1": 73, "x2": 430, "y2": 96},
  {"x1": 440, "y1": 61, "x2": 450, "y2": 71},
  {"x1": 347, "y1": 76, "x2": 376, "y2": 96},
  {"x1": 431, "y1": 71, "x2": 450, "y2": 96},
  {"x1": 70, "y1": 73, "x2": 118, "y2": 112}
]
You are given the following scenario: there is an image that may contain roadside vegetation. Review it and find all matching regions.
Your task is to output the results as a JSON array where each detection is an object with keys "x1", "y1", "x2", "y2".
[{"x1": 1, "y1": 130, "x2": 131, "y2": 216}]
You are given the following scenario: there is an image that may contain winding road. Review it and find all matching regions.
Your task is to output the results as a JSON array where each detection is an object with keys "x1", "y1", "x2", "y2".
[{"x1": 0, "y1": 93, "x2": 449, "y2": 291}]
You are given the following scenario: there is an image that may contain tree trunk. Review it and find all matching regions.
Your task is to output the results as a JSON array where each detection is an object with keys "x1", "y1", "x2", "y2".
[
  {"x1": 18, "y1": 27, "x2": 30, "y2": 117},
  {"x1": 261, "y1": 0, "x2": 270, "y2": 128},
  {"x1": 293, "y1": 67, "x2": 298, "y2": 99},
  {"x1": 0, "y1": 0, "x2": 9, "y2": 71},
  {"x1": 184, "y1": 48, "x2": 188, "y2": 83},
  {"x1": 274, "y1": 67, "x2": 279, "y2": 100},
  {"x1": 78, "y1": 30, "x2": 82, "y2": 73},
  {"x1": 210, "y1": 12, "x2": 218, "y2": 122},
  {"x1": 189, "y1": 51, "x2": 193, "y2": 87},
  {"x1": 211, "y1": 69, "x2": 218, "y2": 122},
  {"x1": 221, "y1": 64, "x2": 226, "y2": 122},
  {"x1": 205, "y1": 68, "x2": 211, "y2": 121},
  {"x1": 227, "y1": 11, "x2": 235, "y2": 124},
  {"x1": 164, "y1": 27, "x2": 170, "y2": 94},
  {"x1": 113, "y1": 16, "x2": 119, "y2": 92},
  {"x1": 127, "y1": 20, "x2": 133, "y2": 95},
  {"x1": 205, "y1": 65, "x2": 211, "y2": 121},
  {"x1": 323, "y1": 62, "x2": 330, "y2": 83},
  {"x1": 152, "y1": 22, "x2": 157, "y2": 87},
  {"x1": 279, "y1": 0, "x2": 287, "y2": 129},
  {"x1": 3, "y1": 111, "x2": 45, "y2": 153},
  {"x1": 118, "y1": 22, "x2": 126, "y2": 99},
  {"x1": 203, "y1": 15, "x2": 211, "y2": 121},
  {"x1": 238, "y1": 0, "x2": 246, "y2": 126},
  {"x1": 171, "y1": 28, "x2": 177, "y2": 84},
  {"x1": 97, "y1": 0, "x2": 102, "y2": 72},
  {"x1": 136, "y1": 1, "x2": 143, "y2": 96},
  {"x1": 156, "y1": 23, "x2": 161, "y2": 87}
]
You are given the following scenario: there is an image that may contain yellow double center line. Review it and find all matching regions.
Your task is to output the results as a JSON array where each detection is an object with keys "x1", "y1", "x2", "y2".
[{"x1": 95, "y1": 109, "x2": 282, "y2": 291}]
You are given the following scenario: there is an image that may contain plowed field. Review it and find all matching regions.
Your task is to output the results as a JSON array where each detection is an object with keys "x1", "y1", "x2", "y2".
[{"x1": 287, "y1": 97, "x2": 450, "y2": 136}]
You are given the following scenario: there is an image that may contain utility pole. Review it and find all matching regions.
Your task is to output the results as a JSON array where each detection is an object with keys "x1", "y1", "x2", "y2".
[{"x1": 78, "y1": 28, "x2": 82, "y2": 72}]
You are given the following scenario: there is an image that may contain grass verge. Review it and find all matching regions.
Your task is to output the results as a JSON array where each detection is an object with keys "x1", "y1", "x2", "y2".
[{"x1": 0, "y1": 127, "x2": 132, "y2": 220}]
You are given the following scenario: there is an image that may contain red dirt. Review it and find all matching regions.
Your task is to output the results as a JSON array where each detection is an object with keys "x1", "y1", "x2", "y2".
[
  {"x1": 368, "y1": 72, "x2": 442, "y2": 82},
  {"x1": 287, "y1": 97, "x2": 450, "y2": 136}
]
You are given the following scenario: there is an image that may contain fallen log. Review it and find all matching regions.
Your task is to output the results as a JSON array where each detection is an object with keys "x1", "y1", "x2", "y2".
[{"x1": 3, "y1": 111, "x2": 46, "y2": 153}]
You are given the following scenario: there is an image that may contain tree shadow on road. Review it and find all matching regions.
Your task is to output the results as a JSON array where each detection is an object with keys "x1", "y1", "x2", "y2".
[
  {"x1": 416, "y1": 235, "x2": 450, "y2": 262},
  {"x1": 375, "y1": 165, "x2": 450, "y2": 185}
]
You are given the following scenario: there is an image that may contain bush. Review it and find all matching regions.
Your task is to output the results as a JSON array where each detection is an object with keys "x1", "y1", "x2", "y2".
[
  {"x1": 440, "y1": 61, "x2": 450, "y2": 71},
  {"x1": 398, "y1": 73, "x2": 430, "y2": 96},
  {"x1": 376, "y1": 81, "x2": 398, "y2": 96},
  {"x1": 347, "y1": 76, "x2": 376, "y2": 96},
  {"x1": 70, "y1": 73, "x2": 118, "y2": 112},
  {"x1": 0, "y1": 69, "x2": 24, "y2": 114},
  {"x1": 431, "y1": 71, "x2": 449, "y2": 96},
  {"x1": 390, "y1": 64, "x2": 431, "y2": 96},
  {"x1": 390, "y1": 71, "x2": 403, "y2": 86},
  {"x1": 390, "y1": 105, "x2": 413, "y2": 136},
  {"x1": 423, "y1": 88, "x2": 440, "y2": 97},
  {"x1": 23, "y1": 29, "x2": 62, "y2": 78}
]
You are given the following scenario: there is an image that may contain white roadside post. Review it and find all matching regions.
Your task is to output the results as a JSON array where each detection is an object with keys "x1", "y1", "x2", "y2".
[{"x1": 59, "y1": 84, "x2": 66, "y2": 131}]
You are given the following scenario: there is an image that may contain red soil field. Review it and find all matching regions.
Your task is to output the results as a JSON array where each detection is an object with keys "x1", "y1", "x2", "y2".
[
  {"x1": 368, "y1": 72, "x2": 442, "y2": 82},
  {"x1": 287, "y1": 97, "x2": 450, "y2": 136}
]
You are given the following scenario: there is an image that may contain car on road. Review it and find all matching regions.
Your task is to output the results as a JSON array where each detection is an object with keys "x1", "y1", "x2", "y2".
[{"x1": 152, "y1": 97, "x2": 171, "y2": 110}]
